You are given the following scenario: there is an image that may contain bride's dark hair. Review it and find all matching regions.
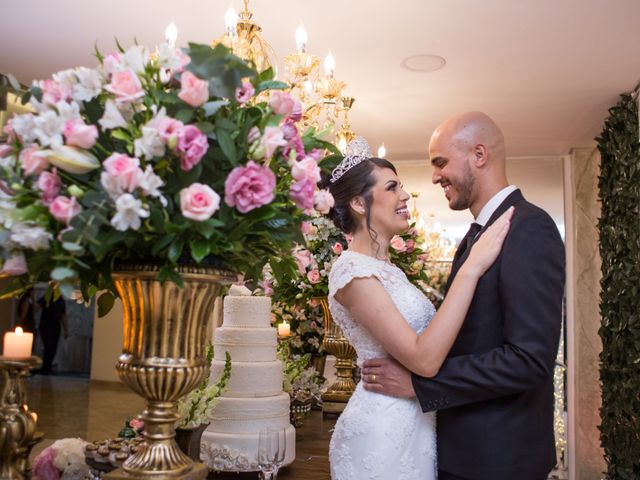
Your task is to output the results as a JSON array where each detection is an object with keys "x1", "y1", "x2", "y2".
[{"x1": 319, "y1": 157, "x2": 397, "y2": 239}]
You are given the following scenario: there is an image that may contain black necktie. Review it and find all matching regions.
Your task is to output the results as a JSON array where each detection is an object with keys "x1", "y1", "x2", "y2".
[{"x1": 453, "y1": 222, "x2": 482, "y2": 267}]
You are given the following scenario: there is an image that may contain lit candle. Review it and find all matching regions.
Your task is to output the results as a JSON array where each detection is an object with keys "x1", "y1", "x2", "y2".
[
  {"x1": 324, "y1": 53, "x2": 335, "y2": 77},
  {"x1": 278, "y1": 321, "x2": 290, "y2": 337},
  {"x1": 225, "y1": 7, "x2": 238, "y2": 35},
  {"x1": 378, "y1": 143, "x2": 386, "y2": 158},
  {"x1": 3, "y1": 327, "x2": 33, "y2": 358},
  {"x1": 295, "y1": 24, "x2": 307, "y2": 53},
  {"x1": 337, "y1": 136, "x2": 348, "y2": 154},
  {"x1": 165, "y1": 21, "x2": 178, "y2": 48}
]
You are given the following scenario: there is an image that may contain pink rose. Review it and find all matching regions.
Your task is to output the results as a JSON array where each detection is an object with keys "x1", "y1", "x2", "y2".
[
  {"x1": 102, "y1": 52, "x2": 122, "y2": 79},
  {"x1": 129, "y1": 418, "x2": 144, "y2": 432},
  {"x1": 293, "y1": 248, "x2": 312, "y2": 275},
  {"x1": 405, "y1": 239, "x2": 416, "y2": 253},
  {"x1": 235, "y1": 80, "x2": 255, "y2": 104},
  {"x1": 307, "y1": 269, "x2": 321, "y2": 284},
  {"x1": 177, "y1": 125, "x2": 208, "y2": 171},
  {"x1": 313, "y1": 189, "x2": 334, "y2": 214},
  {"x1": 390, "y1": 235, "x2": 407, "y2": 252},
  {"x1": 37, "y1": 169, "x2": 62, "y2": 206},
  {"x1": 224, "y1": 161, "x2": 276, "y2": 213},
  {"x1": 332, "y1": 242, "x2": 343, "y2": 255},
  {"x1": 178, "y1": 71, "x2": 209, "y2": 107},
  {"x1": 300, "y1": 221, "x2": 313, "y2": 235},
  {"x1": 259, "y1": 126, "x2": 287, "y2": 160},
  {"x1": 41, "y1": 79, "x2": 72, "y2": 106},
  {"x1": 180, "y1": 183, "x2": 221, "y2": 221},
  {"x1": 158, "y1": 117, "x2": 184, "y2": 146},
  {"x1": 0, "y1": 254, "x2": 27, "y2": 276},
  {"x1": 49, "y1": 196, "x2": 82, "y2": 225},
  {"x1": 64, "y1": 120, "x2": 98, "y2": 149},
  {"x1": 269, "y1": 91, "x2": 296, "y2": 116},
  {"x1": 407, "y1": 227, "x2": 418, "y2": 237},
  {"x1": 31, "y1": 446, "x2": 60, "y2": 480},
  {"x1": 291, "y1": 157, "x2": 321, "y2": 183},
  {"x1": 103, "y1": 153, "x2": 141, "y2": 191},
  {"x1": 289, "y1": 178, "x2": 315, "y2": 210},
  {"x1": 105, "y1": 69, "x2": 144, "y2": 103},
  {"x1": 20, "y1": 146, "x2": 49, "y2": 176},
  {"x1": 309, "y1": 298, "x2": 319, "y2": 308}
]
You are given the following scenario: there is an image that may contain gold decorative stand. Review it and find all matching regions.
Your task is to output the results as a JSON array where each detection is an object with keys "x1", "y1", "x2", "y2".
[
  {"x1": 105, "y1": 264, "x2": 235, "y2": 480},
  {"x1": 0, "y1": 356, "x2": 43, "y2": 480},
  {"x1": 317, "y1": 298, "x2": 357, "y2": 414}
]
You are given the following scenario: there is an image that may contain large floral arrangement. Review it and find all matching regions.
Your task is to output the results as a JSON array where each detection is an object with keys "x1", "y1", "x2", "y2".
[
  {"x1": 32, "y1": 438, "x2": 94, "y2": 480},
  {"x1": 0, "y1": 41, "x2": 337, "y2": 310},
  {"x1": 266, "y1": 214, "x2": 448, "y2": 355}
]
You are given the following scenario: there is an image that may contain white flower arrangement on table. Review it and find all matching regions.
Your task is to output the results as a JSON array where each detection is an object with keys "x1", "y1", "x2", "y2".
[
  {"x1": 0, "y1": 40, "x2": 339, "y2": 312},
  {"x1": 32, "y1": 437, "x2": 96, "y2": 480}
]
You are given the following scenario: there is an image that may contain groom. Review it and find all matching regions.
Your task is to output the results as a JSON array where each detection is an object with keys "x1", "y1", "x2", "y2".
[{"x1": 362, "y1": 112, "x2": 565, "y2": 480}]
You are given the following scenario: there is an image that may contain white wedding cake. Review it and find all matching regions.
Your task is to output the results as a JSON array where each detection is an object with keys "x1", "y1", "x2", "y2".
[{"x1": 200, "y1": 285, "x2": 296, "y2": 472}]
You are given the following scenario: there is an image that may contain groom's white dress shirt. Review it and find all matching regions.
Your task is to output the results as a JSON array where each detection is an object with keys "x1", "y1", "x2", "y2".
[{"x1": 474, "y1": 185, "x2": 518, "y2": 227}]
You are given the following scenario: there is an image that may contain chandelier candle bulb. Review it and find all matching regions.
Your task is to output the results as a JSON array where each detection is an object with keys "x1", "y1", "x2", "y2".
[
  {"x1": 378, "y1": 143, "x2": 386, "y2": 158},
  {"x1": 324, "y1": 53, "x2": 336, "y2": 77},
  {"x1": 295, "y1": 24, "x2": 307, "y2": 53},
  {"x1": 278, "y1": 321, "x2": 291, "y2": 337},
  {"x1": 2, "y1": 327, "x2": 33, "y2": 358},
  {"x1": 225, "y1": 7, "x2": 239, "y2": 35},
  {"x1": 165, "y1": 22, "x2": 178, "y2": 48}
]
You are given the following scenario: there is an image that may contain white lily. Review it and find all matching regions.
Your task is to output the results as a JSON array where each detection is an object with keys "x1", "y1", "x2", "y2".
[{"x1": 42, "y1": 145, "x2": 100, "y2": 174}]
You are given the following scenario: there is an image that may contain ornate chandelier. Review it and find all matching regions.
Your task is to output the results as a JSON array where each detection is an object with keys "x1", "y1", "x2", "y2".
[{"x1": 212, "y1": 1, "x2": 356, "y2": 149}]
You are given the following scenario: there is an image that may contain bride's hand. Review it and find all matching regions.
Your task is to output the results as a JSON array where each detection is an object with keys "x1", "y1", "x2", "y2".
[{"x1": 463, "y1": 206, "x2": 514, "y2": 277}]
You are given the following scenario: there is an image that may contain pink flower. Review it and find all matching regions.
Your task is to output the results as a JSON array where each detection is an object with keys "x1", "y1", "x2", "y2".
[
  {"x1": 307, "y1": 148, "x2": 323, "y2": 162},
  {"x1": 307, "y1": 269, "x2": 321, "y2": 284},
  {"x1": 300, "y1": 221, "x2": 313, "y2": 235},
  {"x1": 345, "y1": 234, "x2": 353, "y2": 244},
  {"x1": 269, "y1": 90, "x2": 297, "y2": 116},
  {"x1": 289, "y1": 178, "x2": 315, "y2": 210},
  {"x1": 129, "y1": 418, "x2": 144, "y2": 432},
  {"x1": 177, "y1": 125, "x2": 208, "y2": 171},
  {"x1": 178, "y1": 71, "x2": 209, "y2": 107},
  {"x1": 1, "y1": 254, "x2": 27, "y2": 276},
  {"x1": 63, "y1": 120, "x2": 98, "y2": 149},
  {"x1": 0, "y1": 144, "x2": 15, "y2": 159},
  {"x1": 49, "y1": 196, "x2": 82, "y2": 225},
  {"x1": 291, "y1": 157, "x2": 321, "y2": 183},
  {"x1": 407, "y1": 227, "x2": 418, "y2": 237},
  {"x1": 180, "y1": 183, "x2": 221, "y2": 221},
  {"x1": 260, "y1": 279, "x2": 274, "y2": 296},
  {"x1": 281, "y1": 121, "x2": 297, "y2": 140},
  {"x1": 235, "y1": 80, "x2": 255, "y2": 104},
  {"x1": 405, "y1": 239, "x2": 416, "y2": 253},
  {"x1": 158, "y1": 117, "x2": 184, "y2": 146},
  {"x1": 41, "y1": 79, "x2": 72, "y2": 106},
  {"x1": 259, "y1": 126, "x2": 287, "y2": 160},
  {"x1": 224, "y1": 161, "x2": 276, "y2": 213},
  {"x1": 293, "y1": 248, "x2": 312, "y2": 275},
  {"x1": 309, "y1": 298, "x2": 319, "y2": 308},
  {"x1": 102, "y1": 52, "x2": 122, "y2": 79},
  {"x1": 289, "y1": 99, "x2": 302, "y2": 122},
  {"x1": 103, "y1": 153, "x2": 141, "y2": 192},
  {"x1": 332, "y1": 242, "x2": 343, "y2": 255},
  {"x1": 31, "y1": 446, "x2": 60, "y2": 480},
  {"x1": 105, "y1": 69, "x2": 144, "y2": 103},
  {"x1": 313, "y1": 189, "x2": 334, "y2": 214},
  {"x1": 390, "y1": 235, "x2": 407, "y2": 252},
  {"x1": 37, "y1": 169, "x2": 62, "y2": 206},
  {"x1": 247, "y1": 126, "x2": 261, "y2": 144},
  {"x1": 20, "y1": 146, "x2": 49, "y2": 176}
]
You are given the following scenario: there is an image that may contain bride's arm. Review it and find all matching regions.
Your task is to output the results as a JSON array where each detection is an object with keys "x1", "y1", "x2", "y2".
[{"x1": 336, "y1": 207, "x2": 513, "y2": 378}]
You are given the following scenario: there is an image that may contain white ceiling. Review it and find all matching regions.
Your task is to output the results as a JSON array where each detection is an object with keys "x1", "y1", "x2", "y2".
[{"x1": 1, "y1": 0, "x2": 638, "y2": 237}]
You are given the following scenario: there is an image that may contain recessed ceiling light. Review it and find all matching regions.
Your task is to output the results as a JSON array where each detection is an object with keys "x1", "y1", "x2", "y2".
[{"x1": 401, "y1": 54, "x2": 446, "y2": 73}]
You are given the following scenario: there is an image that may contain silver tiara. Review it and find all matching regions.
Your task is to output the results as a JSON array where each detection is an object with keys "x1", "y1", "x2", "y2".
[{"x1": 329, "y1": 137, "x2": 372, "y2": 183}]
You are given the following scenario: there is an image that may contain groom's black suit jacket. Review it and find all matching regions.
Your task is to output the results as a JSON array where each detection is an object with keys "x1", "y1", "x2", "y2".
[{"x1": 412, "y1": 190, "x2": 565, "y2": 480}]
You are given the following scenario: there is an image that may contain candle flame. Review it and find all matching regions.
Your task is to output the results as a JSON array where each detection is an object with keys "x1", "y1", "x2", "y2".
[{"x1": 15, "y1": 327, "x2": 24, "y2": 336}]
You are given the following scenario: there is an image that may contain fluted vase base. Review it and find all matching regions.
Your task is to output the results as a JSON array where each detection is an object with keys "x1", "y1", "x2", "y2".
[{"x1": 105, "y1": 463, "x2": 208, "y2": 480}]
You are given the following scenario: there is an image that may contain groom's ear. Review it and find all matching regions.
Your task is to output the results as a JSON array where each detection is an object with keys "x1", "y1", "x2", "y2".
[{"x1": 473, "y1": 143, "x2": 489, "y2": 167}]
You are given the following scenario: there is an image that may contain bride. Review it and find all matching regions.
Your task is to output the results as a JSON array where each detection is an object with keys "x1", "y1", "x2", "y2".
[{"x1": 322, "y1": 139, "x2": 513, "y2": 479}]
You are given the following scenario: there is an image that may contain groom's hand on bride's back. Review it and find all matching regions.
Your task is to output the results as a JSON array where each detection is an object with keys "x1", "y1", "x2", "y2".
[{"x1": 361, "y1": 358, "x2": 416, "y2": 398}]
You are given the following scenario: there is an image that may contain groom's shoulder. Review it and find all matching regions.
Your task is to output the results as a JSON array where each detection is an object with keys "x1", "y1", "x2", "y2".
[{"x1": 511, "y1": 197, "x2": 562, "y2": 241}]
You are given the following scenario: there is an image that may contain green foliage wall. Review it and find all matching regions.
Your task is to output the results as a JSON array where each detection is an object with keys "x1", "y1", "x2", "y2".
[{"x1": 596, "y1": 87, "x2": 640, "y2": 479}]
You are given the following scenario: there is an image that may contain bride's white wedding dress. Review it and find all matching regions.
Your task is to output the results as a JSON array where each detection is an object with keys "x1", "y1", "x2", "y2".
[{"x1": 328, "y1": 251, "x2": 437, "y2": 480}]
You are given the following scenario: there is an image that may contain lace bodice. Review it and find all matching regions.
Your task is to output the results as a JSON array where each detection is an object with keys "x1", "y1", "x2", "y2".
[{"x1": 328, "y1": 250, "x2": 436, "y2": 366}]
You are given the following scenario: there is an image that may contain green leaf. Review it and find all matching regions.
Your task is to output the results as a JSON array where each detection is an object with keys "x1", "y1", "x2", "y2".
[
  {"x1": 175, "y1": 109, "x2": 194, "y2": 123},
  {"x1": 168, "y1": 239, "x2": 185, "y2": 263},
  {"x1": 151, "y1": 234, "x2": 176, "y2": 255},
  {"x1": 158, "y1": 265, "x2": 184, "y2": 288},
  {"x1": 62, "y1": 242, "x2": 85, "y2": 254},
  {"x1": 257, "y1": 67, "x2": 275, "y2": 83},
  {"x1": 189, "y1": 239, "x2": 211, "y2": 263},
  {"x1": 111, "y1": 129, "x2": 132, "y2": 142},
  {"x1": 255, "y1": 80, "x2": 288, "y2": 95},
  {"x1": 216, "y1": 128, "x2": 237, "y2": 164},
  {"x1": 51, "y1": 267, "x2": 77, "y2": 281},
  {"x1": 97, "y1": 291, "x2": 116, "y2": 317},
  {"x1": 203, "y1": 100, "x2": 229, "y2": 116}
]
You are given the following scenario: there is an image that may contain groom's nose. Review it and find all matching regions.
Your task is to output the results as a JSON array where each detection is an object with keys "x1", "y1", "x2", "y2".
[{"x1": 432, "y1": 169, "x2": 441, "y2": 184}]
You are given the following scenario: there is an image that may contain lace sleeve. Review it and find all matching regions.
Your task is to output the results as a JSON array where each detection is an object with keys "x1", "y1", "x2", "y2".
[{"x1": 328, "y1": 253, "x2": 384, "y2": 300}]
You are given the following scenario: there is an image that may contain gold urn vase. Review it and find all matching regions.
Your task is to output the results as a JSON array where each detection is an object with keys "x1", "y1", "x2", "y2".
[
  {"x1": 317, "y1": 297, "x2": 357, "y2": 413},
  {"x1": 105, "y1": 264, "x2": 235, "y2": 480}
]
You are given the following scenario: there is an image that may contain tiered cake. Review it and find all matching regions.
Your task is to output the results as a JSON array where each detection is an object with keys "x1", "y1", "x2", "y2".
[{"x1": 200, "y1": 286, "x2": 296, "y2": 472}]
